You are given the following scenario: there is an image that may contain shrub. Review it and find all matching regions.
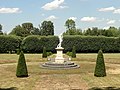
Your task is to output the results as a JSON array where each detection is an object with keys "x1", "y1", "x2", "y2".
[
  {"x1": 94, "y1": 49, "x2": 106, "y2": 77},
  {"x1": 16, "y1": 51, "x2": 28, "y2": 77},
  {"x1": 72, "y1": 46, "x2": 76, "y2": 58},
  {"x1": 66, "y1": 51, "x2": 72, "y2": 57},
  {"x1": 42, "y1": 47, "x2": 47, "y2": 58},
  {"x1": 16, "y1": 48, "x2": 21, "y2": 55},
  {"x1": 47, "y1": 52, "x2": 53, "y2": 56}
]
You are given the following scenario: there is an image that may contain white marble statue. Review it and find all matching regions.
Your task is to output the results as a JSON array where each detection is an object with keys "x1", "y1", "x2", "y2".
[{"x1": 57, "y1": 33, "x2": 63, "y2": 47}]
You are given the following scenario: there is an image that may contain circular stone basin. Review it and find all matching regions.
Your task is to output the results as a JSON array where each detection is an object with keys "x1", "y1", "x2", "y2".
[{"x1": 41, "y1": 61, "x2": 80, "y2": 69}]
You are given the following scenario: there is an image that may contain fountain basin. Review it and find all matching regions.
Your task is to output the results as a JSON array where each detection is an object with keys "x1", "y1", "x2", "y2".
[{"x1": 41, "y1": 61, "x2": 79, "y2": 69}]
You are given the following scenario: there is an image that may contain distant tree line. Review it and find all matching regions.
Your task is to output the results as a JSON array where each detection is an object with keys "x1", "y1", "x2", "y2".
[
  {"x1": 1, "y1": 19, "x2": 120, "y2": 37},
  {"x1": 63, "y1": 19, "x2": 120, "y2": 37},
  {"x1": 9, "y1": 21, "x2": 54, "y2": 37}
]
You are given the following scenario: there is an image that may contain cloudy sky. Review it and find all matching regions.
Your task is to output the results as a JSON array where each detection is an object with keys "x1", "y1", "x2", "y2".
[{"x1": 0, "y1": 0, "x2": 120, "y2": 35}]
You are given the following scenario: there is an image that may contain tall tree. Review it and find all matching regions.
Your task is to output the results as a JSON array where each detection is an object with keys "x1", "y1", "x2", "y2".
[
  {"x1": 30, "y1": 27, "x2": 40, "y2": 35},
  {"x1": 40, "y1": 21, "x2": 54, "y2": 36},
  {"x1": 65, "y1": 19, "x2": 76, "y2": 31},
  {"x1": 9, "y1": 25, "x2": 29, "y2": 37},
  {"x1": 84, "y1": 28, "x2": 92, "y2": 35},
  {"x1": 0, "y1": 24, "x2": 3, "y2": 35},
  {"x1": 91, "y1": 27, "x2": 99, "y2": 36},
  {"x1": 22, "y1": 22, "x2": 33, "y2": 34}
]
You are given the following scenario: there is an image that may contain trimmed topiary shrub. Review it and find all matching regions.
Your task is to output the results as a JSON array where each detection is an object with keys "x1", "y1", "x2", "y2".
[
  {"x1": 16, "y1": 48, "x2": 21, "y2": 55},
  {"x1": 66, "y1": 51, "x2": 72, "y2": 57},
  {"x1": 16, "y1": 51, "x2": 28, "y2": 77},
  {"x1": 47, "y1": 52, "x2": 53, "y2": 56},
  {"x1": 71, "y1": 46, "x2": 76, "y2": 58},
  {"x1": 94, "y1": 49, "x2": 106, "y2": 77},
  {"x1": 42, "y1": 47, "x2": 47, "y2": 58}
]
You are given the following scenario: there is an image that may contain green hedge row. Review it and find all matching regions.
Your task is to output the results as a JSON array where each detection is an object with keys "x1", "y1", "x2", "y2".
[
  {"x1": 62, "y1": 36, "x2": 120, "y2": 53},
  {"x1": 0, "y1": 35, "x2": 21, "y2": 53},
  {"x1": 1, "y1": 35, "x2": 120, "y2": 53},
  {"x1": 22, "y1": 35, "x2": 59, "y2": 53}
]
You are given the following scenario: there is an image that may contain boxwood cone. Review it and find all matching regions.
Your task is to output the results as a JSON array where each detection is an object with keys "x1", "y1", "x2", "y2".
[
  {"x1": 42, "y1": 47, "x2": 47, "y2": 58},
  {"x1": 72, "y1": 46, "x2": 76, "y2": 58},
  {"x1": 16, "y1": 51, "x2": 28, "y2": 77},
  {"x1": 94, "y1": 49, "x2": 106, "y2": 77}
]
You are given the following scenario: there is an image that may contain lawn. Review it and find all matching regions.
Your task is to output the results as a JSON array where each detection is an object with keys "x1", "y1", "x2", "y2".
[{"x1": 0, "y1": 53, "x2": 120, "y2": 90}]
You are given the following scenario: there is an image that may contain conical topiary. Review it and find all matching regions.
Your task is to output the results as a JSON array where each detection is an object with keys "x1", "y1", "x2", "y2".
[
  {"x1": 16, "y1": 51, "x2": 28, "y2": 77},
  {"x1": 94, "y1": 49, "x2": 106, "y2": 77},
  {"x1": 72, "y1": 46, "x2": 76, "y2": 58},
  {"x1": 42, "y1": 47, "x2": 47, "y2": 58}
]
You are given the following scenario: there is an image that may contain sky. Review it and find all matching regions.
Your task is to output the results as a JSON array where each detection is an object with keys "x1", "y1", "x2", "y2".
[{"x1": 0, "y1": 0, "x2": 120, "y2": 35}]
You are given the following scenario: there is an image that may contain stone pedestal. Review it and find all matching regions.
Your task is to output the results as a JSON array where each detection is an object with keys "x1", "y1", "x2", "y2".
[{"x1": 55, "y1": 47, "x2": 64, "y2": 63}]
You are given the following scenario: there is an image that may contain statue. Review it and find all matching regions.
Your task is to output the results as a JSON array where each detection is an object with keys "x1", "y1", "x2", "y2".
[{"x1": 57, "y1": 33, "x2": 63, "y2": 47}]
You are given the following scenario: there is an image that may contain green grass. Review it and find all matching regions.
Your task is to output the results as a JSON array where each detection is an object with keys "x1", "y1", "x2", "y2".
[{"x1": 0, "y1": 53, "x2": 120, "y2": 90}]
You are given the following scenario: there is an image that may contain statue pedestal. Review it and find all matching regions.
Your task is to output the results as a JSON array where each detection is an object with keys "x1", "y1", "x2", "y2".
[{"x1": 55, "y1": 47, "x2": 64, "y2": 63}]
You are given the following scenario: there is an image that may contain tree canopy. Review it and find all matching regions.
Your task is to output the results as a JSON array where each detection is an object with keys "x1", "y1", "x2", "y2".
[
  {"x1": 9, "y1": 25, "x2": 29, "y2": 37},
  {"x1": 40, "y1": 21, "x2": 54, "y2": 36},
  {"x1": 0, "y1": 24, "x2": 3, "y2": 35},
  {"x1": 65, "y1": 19, "x2": 76, "y2": 31}
]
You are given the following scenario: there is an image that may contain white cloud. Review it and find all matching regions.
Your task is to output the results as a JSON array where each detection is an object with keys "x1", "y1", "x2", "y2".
[
  {"x1": 103, "y1": 26, "x2": 110, "y2": 29},
  {"x1": 0, "y1": 8, "x2": 22, "y2": 13},
  {"x1": 81, "y1": 17, "x2": 96, "y2": 22},
  {"x1": 98, "y1": 6, "x2": 115, "y2": 12},
  {"x1": 69, "y1": 17, "x2": 77, "y2": 21},
  {"x1": 42, "y1": 0, "x2": 67, "y2": 10},
  {"x1": 113, "y1": 9, "x2": 120, "y2": 14},
  {"x1": 107, "y1": 20, "x2": 116, "y2": 24},
  {"x1": 46, "y1": 15, "x2": 58, "y2": 21},
  {"x1": 59, "y1": 6, "x2": 68, "y2": 9}
]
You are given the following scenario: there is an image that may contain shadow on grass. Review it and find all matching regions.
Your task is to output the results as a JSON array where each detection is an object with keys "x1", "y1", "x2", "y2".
[
  {"x1": 88, "y1": 87, "x2": 120, "y2": 90},
  {"x1": 0, "y1": 87, "x2": 17, "y2": 90}
]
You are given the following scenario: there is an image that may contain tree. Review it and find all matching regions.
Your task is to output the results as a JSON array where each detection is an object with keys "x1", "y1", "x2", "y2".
[
  {"x1": 91, "y1": 27, "x2": 99, "y2": 36},
  {"x1": 72, "y1": 46, "x2": 76, "y2": 58},
  {"x1": 65, "y1": 19, "x2": 76, "y2": 32},
  {"x1": 63, "y1": 28, "x2": 82, "y2": 35},
  {"x1": 0, "y1": 24, "x2": 3, "y2": 35},
  {"x1": 16, "y1": 51, "x2": 28, "y2": 77},
  {"x1": 9, "y1": 25, "x2": 29, "y2": 37},
  {"x1": 94, "y1": 50, "x2": 106, "y2": 77},
  {"x1": 22, "y1": 22, "x2": 33, "y2": 32},
  {"x1": 84, "y1": 28, "x2": 92, "y2": 35},
  {"x1": 40, "y1": 21, "x2": 54, "y2": 36},
  {"x1": 30, "y1": 27, "x2": 40, "y2": 35},
  {"x1": 42, "y1": 47, "x2": 47, "y2": 58}
]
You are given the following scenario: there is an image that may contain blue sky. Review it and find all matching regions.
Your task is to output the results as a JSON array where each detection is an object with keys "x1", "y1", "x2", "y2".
[{"x1": 0, "y1": 0, "x2": 120, "y2": 35}]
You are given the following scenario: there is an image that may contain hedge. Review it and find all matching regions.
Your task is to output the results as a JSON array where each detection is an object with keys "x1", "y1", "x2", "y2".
[
  {"x1": 62, "y1": 35, "x2": 120, "y2": 53},
  {"x1": 1, "y1": 35, "x2": 120, "y2": 53},
  {"x1": 0, "y1": 35, "x2": 21, "y2": 53},
  {"x1": 22, "y1": 35, "x2": 59, "y2": 53}
]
